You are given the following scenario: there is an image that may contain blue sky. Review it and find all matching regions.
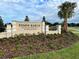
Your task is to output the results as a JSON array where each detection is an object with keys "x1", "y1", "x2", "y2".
[{"x1": 0, "y1": 0, "x2": 79, "y2": 23}]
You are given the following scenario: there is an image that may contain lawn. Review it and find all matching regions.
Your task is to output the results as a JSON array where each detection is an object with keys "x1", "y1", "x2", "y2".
[
  {"x1": 68, "y1": 27, "x2": 79, "y2": 36},
  {"x1": 13, "y1": 28, "x2": 79, "y2": 59}
]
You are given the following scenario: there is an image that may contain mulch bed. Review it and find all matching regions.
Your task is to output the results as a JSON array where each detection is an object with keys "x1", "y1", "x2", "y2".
[{"x1": 0, "y1": 32, "x2": 79, "y2": 59}]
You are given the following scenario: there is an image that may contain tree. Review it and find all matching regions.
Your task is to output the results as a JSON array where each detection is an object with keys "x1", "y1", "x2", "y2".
[
  {"x1": 0, "y1": 16, "x2": 5, "y2": 32},
  {"x1": 69, "y1": 23, "x2": 76, "y2": 27},
  {"x1": 24, "y1": 16, "x2": 29, "y2": 21},
  {"x1": 58, "y1": 1, "x2": 77, "y2": 32},
  {"x1": 76, "y1": 23, "x2": 79, "y2": 26},
  {"x1": 53, "y1": 22, "x2": 59, "y2": 26}
]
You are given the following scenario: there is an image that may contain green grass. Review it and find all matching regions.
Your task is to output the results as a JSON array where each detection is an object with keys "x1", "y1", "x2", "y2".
[
  {"x1": 68, "y1": 27, "x2": 79, "y2": 36},
  {"x1": 13, "y1": 41, "x2": 79, "y2": 59}
]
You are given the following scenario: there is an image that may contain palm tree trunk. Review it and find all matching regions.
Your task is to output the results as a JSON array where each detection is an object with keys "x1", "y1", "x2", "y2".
[
  {"x1": 63, "y1": 18, "x2": 67, "y2": 32},
  {"x1": 63, "y1": 12, "x2": 68, "y2": 32}
]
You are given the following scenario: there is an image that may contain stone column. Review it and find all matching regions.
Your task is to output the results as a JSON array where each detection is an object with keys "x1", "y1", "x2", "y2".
[
  {"x1": 12, "y1": 21, "x2": 17, "y2": 35},
  {"x1": 42, "y1": 22, "x2": 45, "y2": 33},
  {"x1": 58, "y1": 25, "x2": 61, "y2": 34},
  {"x1": 6, "y1": 24, "x2": 12, "y2": 37},
  {"x1": 46, "y1": 25, "x2": 49, "y2": 31}
]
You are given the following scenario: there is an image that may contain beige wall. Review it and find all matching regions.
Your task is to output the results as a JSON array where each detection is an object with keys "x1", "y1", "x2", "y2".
[
  {"x1": 7, "y1": 21, "x2": 61, "y2": 35},
  {"x1": 0, "y1": 21, "x2": 61, "y2": 38},
  {"x1": 12, "y1": 21, "x2": 45, "y2": 34}
]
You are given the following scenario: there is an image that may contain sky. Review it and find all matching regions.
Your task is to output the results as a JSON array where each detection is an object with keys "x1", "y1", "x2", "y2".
[{"x1": 0, "y1": 0, "x2": 79, "y2": 23}]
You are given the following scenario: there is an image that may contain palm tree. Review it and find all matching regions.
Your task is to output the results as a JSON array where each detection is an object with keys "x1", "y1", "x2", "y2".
[{"x1": 58, "y1": 1, "x2": 77, "y2": 32}]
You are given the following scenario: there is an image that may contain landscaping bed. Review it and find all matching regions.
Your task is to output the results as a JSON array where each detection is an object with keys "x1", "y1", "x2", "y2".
[{"x1": 0, "y1": 32, "x2": 79, "y2": 59}]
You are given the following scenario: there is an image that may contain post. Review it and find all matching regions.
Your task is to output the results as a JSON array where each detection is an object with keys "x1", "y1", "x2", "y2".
[
  {"x1": 6, "y1": 23, "x2": 12, "y2": 38},
  {"x1": 11, "y1": 24, "x2": 13, "y2": 37},
  {"x1": 42, "y1": 22, "x2": 46, "y2": 34},
  {"x1": 46, "y1": 25, "x2": 49, "y2": 34},
  {"x1": 58, "y1": 25, "x2": 61, "y2": 34}
]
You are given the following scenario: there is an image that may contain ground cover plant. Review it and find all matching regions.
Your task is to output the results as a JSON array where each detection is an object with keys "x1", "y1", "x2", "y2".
[
  {"x1": 13, "y1": 41, "x2": 79, "y2": 59},
  {"x1": 0, "y1": 32, "x2": 79, "y2": 59}
]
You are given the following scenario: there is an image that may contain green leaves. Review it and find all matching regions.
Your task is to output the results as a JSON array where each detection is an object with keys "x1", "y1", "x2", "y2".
[
  {"x1": 58, "y1": 1, "x2": 77, "y2": 32},
  {"x1": 0, "y1": 16, "x2": 5, "y2": 32},
  {"x1": 58, "y1": 1, "x2": 77, "y2": 19},
  {"x1": 0, "y1": 16, "x2": 4, "y2": 27}
]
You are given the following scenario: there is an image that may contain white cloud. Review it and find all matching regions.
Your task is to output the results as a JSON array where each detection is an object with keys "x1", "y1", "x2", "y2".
[{"x1": 0, "y1": 0, "x2": 79, "y2": 23}]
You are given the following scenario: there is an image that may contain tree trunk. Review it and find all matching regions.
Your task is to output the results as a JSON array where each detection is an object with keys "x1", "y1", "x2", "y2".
[{"x1": 63, "y1": 18, "x2": 67, "y2": 32}]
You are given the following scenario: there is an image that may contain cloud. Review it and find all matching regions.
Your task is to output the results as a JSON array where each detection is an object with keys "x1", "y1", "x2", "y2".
[{"x1": 0, "y1": 0, "x2": 79, "y2": 23}]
